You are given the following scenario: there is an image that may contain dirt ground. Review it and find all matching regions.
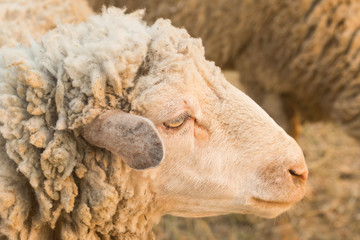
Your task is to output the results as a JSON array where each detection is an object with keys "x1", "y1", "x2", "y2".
[{"x1": 154, "y1": 72, "x2": 360, "y2": 240}]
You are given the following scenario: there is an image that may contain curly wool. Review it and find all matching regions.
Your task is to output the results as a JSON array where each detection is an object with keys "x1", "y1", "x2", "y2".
[
  {"x1": 0, "y1": 0, "x2": 93, "y2": 48},
  {"x1": 0, "y1": 8, "x2": 201, "y2": 239}
]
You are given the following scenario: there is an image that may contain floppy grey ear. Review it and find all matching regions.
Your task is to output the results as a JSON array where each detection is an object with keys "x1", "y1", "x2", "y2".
[{"x1": 82, "y1": 110, "x2": 164, "y2": 170}]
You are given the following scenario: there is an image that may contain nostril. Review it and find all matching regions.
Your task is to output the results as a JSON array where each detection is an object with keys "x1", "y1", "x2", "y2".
[{"x1": 289, "y1": 169, "x2": 308, "y2": 181}]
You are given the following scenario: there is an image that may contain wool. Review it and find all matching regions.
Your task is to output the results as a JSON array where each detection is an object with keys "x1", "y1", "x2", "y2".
[{"x1": 0, "y1": 8, "x2": 186, "y2": 239}]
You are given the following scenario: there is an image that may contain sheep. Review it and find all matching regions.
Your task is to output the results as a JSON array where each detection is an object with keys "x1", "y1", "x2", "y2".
[
  {"x1": 0, "y1": 8, "x2": 308, "y2": 240},
  {"x1": 89, "y1": 0, "x2": 360, "y2": 140},
  {"x1": 0, "y1": 0, "x2": 93, "y2": 48}
]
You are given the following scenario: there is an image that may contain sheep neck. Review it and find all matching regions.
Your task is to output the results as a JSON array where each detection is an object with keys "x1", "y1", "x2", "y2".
[{"x1": 65, "y1": 146, "x2": 161, "y2": 239}]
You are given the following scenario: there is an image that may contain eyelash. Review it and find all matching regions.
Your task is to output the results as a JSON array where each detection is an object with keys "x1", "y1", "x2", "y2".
[{"x1": 163, "y1": 112, "x2": 191, "y2": 129}]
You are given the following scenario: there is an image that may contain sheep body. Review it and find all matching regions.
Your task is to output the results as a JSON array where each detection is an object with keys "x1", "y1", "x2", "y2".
[
  {"x1": 237, "y1": 0, "x2": 360, "y2": 139},
  {"x1": 96, "y1": 0, "x2": 360, "y2": 138}
]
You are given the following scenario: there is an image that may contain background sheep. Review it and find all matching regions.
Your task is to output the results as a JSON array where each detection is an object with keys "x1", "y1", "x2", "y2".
[
  {"x1": 89, "y1": 0, "x2": 360, "y2": 141},
  {"x1": 0, "y1": 0, "x2": 93, "y2": 48},
  {"x1": 0, "y1": 8, "x2": 307, "y2": 240}
]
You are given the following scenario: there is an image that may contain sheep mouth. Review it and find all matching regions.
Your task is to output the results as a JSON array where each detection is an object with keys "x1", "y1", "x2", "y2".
[{"x1": 251, "y1": 197, "x2": 294, "y2": 208}]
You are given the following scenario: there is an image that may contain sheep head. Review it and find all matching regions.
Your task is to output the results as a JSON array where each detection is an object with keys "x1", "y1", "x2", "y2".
[
  {"x1": 0, "y1": 7, "x2": 307, "y2": 239},
  {"x1": 80, "y1": 10, "x2": 308, "y2": 219}
]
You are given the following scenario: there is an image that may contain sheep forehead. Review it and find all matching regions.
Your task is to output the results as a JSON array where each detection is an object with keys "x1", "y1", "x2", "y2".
[
  {"x1": 130, "y1": 23, "x2": 224, "y2": 116},
  {"x1": 130, "y1": 59, "x2": 220, "y2": 121}
]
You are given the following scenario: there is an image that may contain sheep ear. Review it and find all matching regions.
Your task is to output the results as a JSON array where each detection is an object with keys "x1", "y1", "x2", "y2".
[{"x1": 82, "y1": 110, "x2": 164, "y2": 170}]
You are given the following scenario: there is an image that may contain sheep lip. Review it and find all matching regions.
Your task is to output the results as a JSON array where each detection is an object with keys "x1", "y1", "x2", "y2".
[{"x1": 251, "y1": 197, "x2": 294, "y2": 207}]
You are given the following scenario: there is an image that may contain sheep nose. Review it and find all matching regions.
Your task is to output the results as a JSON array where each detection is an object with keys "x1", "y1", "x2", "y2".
[{"x1": 289, "y1": 165, "x2": 308, "y2": 181}]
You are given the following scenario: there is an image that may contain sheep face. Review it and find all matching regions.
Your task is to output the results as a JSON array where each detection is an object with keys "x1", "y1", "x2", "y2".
[
  {"x1": 126, "y1": 61, "x2": 307, "y2": 219},
  {"x1": 82, "y1": 17, "x2": 308, "y2": 219},
  {"x1": 84, "y1": 64, "x2": 307, "y2": 219}
]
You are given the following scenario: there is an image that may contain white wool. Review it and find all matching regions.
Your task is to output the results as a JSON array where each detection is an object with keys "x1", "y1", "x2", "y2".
[{"x1": 0, "y1": 8, "x2": 193, "y2": 239}]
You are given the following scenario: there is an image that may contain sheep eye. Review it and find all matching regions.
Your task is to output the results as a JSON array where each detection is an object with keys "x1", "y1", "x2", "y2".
[{"x1": 163, "y1": 113, "x2": 190, "y2": 129}]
